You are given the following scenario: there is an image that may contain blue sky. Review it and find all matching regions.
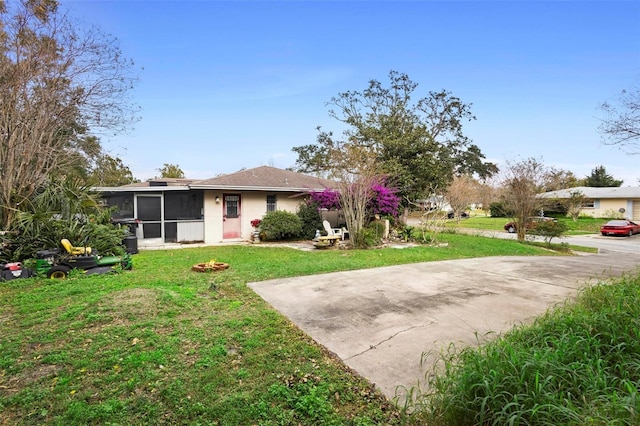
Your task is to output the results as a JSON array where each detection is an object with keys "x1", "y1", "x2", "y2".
[{"x1": 62, "y1": 0, "x2": 640, "y2": 185}]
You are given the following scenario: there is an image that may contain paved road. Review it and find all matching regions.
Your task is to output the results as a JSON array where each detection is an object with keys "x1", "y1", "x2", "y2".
[
  {"x1": 249, "y1": 234, "x2": 639, "y2": 402},
  {"x1": 460, "y1": 226, "x2": 640, "y2": 255}
]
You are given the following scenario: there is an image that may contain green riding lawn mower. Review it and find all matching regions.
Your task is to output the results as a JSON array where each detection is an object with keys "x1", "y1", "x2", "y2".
[{"x1": 1, "y1": 238, "x2": 133, "y2": 281}]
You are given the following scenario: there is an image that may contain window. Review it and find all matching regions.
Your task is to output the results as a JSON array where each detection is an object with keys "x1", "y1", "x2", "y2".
[
  {"x1": 267, "y1": 194, "x2": 277, "y2": 212},
  {"x1": 104, "y1": 194, "x2": 134, "y2": 218},
  {"x1": 225, "y1": 195, "x2": 240, "y2": 218},
  {"x1": 582, "y1": 199, "x2": 595, "y2": 209},
  {"x1": 164, "y1": 191, "x2": 203, "y2": 220}
]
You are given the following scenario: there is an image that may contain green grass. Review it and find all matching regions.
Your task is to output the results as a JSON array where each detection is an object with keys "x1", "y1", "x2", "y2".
[
  {"x1": 445, "y1": 215, "x2": 607, "y2": 235},
  {"x1": 0, "y1": 234, "x2": 558, "y2": 425},
  {"x1": 0, "y1": 234, "x2": 607, "y2": 424},
  {"x1": 404, "y1": 272, "x2": 640, "y2": 425}
]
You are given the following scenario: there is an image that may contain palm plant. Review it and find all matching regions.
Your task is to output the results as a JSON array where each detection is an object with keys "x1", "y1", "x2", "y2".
[{"x1": 1, "y1": 178, "x2": 124, "y2": 261}]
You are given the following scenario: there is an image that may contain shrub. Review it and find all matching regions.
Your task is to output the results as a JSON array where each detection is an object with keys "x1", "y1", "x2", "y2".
[
  {"x1": 542, "y1": 200, "x2": 567, "y2": 216},
  {"x1": 297, "y1": 201, "x2": 323, "y2": 240},
  {"x1": 0, "y1": 181, "x2": 127, "y2": 262},
  {"x1": 1, "y1": 207, "x2": 128, "y2": 261},
  {"x1": 260, "y1": 210, "x2": 303, "y2": 241},
  {"x1": 309, "y1": 189, "x2": 341, "y2": 210},
  {"x1": 353, "y1": 220, "x2": 386, "y2": 248},
  {"x1": 368, "y1": 184, "x2": 401, "y2": 218},
  {"x1": 397, "y1": 225, "x2": 415, "y2": 242},
  {"x1": 530, "y1": 220, "x2": 568, "y2": 246},
  {"x1": 489, "y1": 202, "x2": 512, "y2": 218}
]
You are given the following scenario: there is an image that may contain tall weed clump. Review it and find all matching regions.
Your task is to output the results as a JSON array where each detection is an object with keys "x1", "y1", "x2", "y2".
[{"x1": 408, "y1": 272, "x2": 640, "y2": 425}]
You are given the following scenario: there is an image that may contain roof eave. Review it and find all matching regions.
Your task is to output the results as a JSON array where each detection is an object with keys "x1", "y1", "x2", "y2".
[
  {"x1": 189, "y1": 184, "x2": 325, "y2": 192},
  {"x1": 92, "y1": 186, "x2": 192, "y2": 192}
]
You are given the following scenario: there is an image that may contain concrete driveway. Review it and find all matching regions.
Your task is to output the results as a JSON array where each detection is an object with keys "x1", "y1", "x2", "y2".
[{"x1": 249, "y1": 241, "x2": 639, "y2": 401}]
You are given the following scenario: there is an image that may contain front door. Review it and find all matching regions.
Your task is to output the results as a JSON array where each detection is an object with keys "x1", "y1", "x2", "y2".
[
  {"x1": 223, "y1": 194, "x2": 241, "y2": 239},
  {"x1": 136, "y1": 195, "x2": 163, "y2": 243}
]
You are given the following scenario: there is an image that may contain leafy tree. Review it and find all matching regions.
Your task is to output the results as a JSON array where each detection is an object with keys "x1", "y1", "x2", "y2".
[
  {"x1": 583, "y1": 165, "x2": 623, "y2": 187},
  {"x1": 292, "y1": 71, "x2": 498, "y2": 219},
  {"x1": 55, "y1": 134, "x2": 103, "y2": 183},
  {"x1": 0, "y1": 0, "x2": 138, "y2": 230},
  {"x1": 501, "y1": 158, "x2": 548, "y2": 242},
  {"x1": 157, "y1": 163, "x2": 185, "y2": 179},
  {"x1": 88, "y1": 154, "x2": 138, "y2": 186},
  {"x1": 543, "y1": 167, "x2": 581, "y2": 191},
  {"x1": 599, "y1": 80, "x2": 640, "y2": 154}
]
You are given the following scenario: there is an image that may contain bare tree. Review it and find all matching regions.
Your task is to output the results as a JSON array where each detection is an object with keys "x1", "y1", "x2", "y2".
[
  {"x1": 599, "y1": 80, "x2": 640, "y2": 154},
  {"x1": 564, "y1": 190, "x2": 586, "y2": 222},
  {"x1": 501, "y1": 158, "x2": 548, "y2": 242},
  {"x1": 327, "y1": 144, "x2": 382, "y2": 248},
  {"x1": 417, "y1": 185, "x2": 448, "y2": 244},
  {"x1": 0, "y1": 0, "x2": 138, "y2": 229},
  {"x1": 476, "y1": 180, "x2": 497, "y2": 216},
  {"x1": 444, "y1": 175, "x2": 477, "y2": 223}
]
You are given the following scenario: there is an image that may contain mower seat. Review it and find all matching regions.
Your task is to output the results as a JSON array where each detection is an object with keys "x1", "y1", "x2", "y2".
[{"x1": 61, "y1": 239, "x2": 92, "y2": 255}]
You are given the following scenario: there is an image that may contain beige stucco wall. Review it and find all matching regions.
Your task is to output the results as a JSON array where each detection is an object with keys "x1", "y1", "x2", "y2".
[
  {"x1": 203, "y1": 190, "x2": 306, "y2": 243},
  {"x1": 580, "y1": 198, "x2": 629, "y2": 219}
]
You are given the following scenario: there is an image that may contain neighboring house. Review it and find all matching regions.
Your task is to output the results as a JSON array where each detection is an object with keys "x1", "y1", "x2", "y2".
[
  {"x1": 416, "y1": 195, "x2": 452, "y2": 212},
  {"x1": 538, "y1": 186, "x2": 640, "y2": 220},
  {"x1": 95, "y1": 166, "x2": 334, "y2": 248}
]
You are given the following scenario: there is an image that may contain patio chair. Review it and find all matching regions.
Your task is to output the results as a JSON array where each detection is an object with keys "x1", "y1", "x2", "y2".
[{"x1": 322, "y1": 220, "x2": 349, "y2": 241}]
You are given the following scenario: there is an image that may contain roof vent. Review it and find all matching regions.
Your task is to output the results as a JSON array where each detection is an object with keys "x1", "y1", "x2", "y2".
[{"x1": 149, "y1": 181, "x2": 168, "y2": 187}]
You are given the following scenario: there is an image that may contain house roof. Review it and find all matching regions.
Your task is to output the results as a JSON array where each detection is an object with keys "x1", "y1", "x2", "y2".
[
  {"x1": 94, "y1": 166, "x2": 335, "y2": 193},
  {"x1": 94, "y1": 178, "x2": 196, "y2": 193},
  {"x1": 539, "y1": 186, "x2": 640, "y2": 199},
  {"x1": 190, "y1": 166, "x2": 335, "y2": 192}
]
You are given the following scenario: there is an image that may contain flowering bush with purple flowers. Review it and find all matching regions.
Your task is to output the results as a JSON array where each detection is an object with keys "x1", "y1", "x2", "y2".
[
  {"x1": 308, "y1": 189, "x2": 341, "y2": 210},
  {"x1": 309, "y1": 183, "x2": 400, "y2": 218},
  {"x1": 369, "y1": 184, "x2": 400, "y2": 217}
]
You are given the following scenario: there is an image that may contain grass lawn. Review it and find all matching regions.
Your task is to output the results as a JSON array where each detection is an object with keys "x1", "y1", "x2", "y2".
[
  {"x1": 443, "y1": 214, "x2": 607, "y2": 235},
  {"x1": 0, "y1": 233, "x2": 606, "y2": 424}
]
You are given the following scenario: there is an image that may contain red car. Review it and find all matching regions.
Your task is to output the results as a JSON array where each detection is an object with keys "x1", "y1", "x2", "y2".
[{"x1": 600, "y1": 220, "x2": 640, "y2": 237}]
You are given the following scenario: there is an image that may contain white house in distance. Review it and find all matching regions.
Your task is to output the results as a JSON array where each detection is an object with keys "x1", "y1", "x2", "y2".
[
  {"x1": 538, "y1": 186, "x2": 640, "y2": 221},
  {"x1": 95, "y1": 166, "x2": 335, "y2": 249}
]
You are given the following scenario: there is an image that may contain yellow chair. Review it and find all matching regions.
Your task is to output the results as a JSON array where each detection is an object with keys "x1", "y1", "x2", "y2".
[{"x1": 61, "y1": 239, "x2": 92, "y2": 255}]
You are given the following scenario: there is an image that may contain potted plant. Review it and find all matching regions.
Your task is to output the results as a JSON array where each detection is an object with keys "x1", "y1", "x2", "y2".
[{"x1": 250, "y1": 218, "x2": 262, "y2": 243}]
